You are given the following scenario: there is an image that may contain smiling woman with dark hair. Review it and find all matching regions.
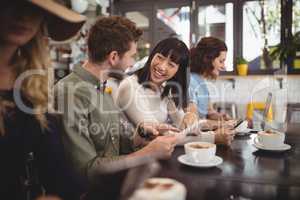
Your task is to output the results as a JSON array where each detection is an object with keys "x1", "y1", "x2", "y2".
[
  {"x1": 116, "y1": 37, "x2": 235, "y2": 146},
  {"x1": 117, "y1": 38, "x2": 193, "y2": 129},
  {"x1": 136, "y1": 37, "x2": 190, "y2": 109}
]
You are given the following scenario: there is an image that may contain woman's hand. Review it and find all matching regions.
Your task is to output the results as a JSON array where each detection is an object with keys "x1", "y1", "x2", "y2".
[
  {"x1": 208, "y1": 112, "x2": 232, "y2": 121},
  {"x1": 214, "y1": 128, "x2": 236, "y2": 146},
  {"x1": 223, "y1": 119, "x2": 237, "y2": 129},
  {"x1": 203, "y1": 118, "x2": 237, "y2": 130},
  {"x1": 222, "y1": 113, "x2": 232, "y2": 121},
  {"x1": 181, "y1": 112, "x2": 198, "y2": 129}
]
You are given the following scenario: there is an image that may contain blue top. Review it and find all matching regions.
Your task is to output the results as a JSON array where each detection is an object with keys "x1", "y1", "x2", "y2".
[{"x1": 188, "y1": 73, "x2": 210, "y2": 118}]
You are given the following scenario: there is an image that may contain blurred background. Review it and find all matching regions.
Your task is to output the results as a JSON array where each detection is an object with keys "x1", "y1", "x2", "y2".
[{"x1": 51, "y1": 0, "x2": 300, "y2": 126}]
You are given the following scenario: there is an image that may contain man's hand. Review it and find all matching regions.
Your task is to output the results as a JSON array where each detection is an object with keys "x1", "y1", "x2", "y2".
[
  {"x1": 142, "y1": 135, "x2": 178, "y2": 159},
  {"x1": 138, "y1": 122, "x2": 180, "y2": 138}
]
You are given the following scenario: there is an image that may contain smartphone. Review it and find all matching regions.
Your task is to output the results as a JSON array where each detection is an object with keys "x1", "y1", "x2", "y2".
[{"x1": 234, "y1": 119, "x2": 244, "y2": 129}]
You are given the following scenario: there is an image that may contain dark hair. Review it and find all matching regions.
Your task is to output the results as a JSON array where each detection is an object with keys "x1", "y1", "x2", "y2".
[
  {"x1": 135, "y1": 38, "x2": 189, "y2": 108},
  {"x1": 190, "y1": 37, "x2": 227, "y2": 79},
  {"x1": 88, "y1": 16, "x2": 142, "y2": 63}
]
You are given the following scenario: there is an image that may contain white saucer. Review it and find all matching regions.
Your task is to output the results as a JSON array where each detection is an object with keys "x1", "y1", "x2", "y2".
[
  {"x1": 177, "y1": 154, "x2": 223, "y2": 168},
  {"x1": 253, "y1": 137, "x2": 291, "y2": 151}
]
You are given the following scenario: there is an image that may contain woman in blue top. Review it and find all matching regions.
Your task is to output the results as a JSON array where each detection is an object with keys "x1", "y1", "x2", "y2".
[{"x1": 189, "y1": 37, "x2": 232, "y2": 121}]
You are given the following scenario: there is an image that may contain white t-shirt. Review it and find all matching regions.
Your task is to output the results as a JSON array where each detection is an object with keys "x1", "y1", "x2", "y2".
[
  {"x1": 116, "y1": 75, "x2": 184, "y2": 127},
  {"x1": 115, "y1": 75, "x2": 215, "y2": 143}
]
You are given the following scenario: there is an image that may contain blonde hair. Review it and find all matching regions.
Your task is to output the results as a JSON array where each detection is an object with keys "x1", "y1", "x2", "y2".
[{"x1": 0, "y1": 25, "x2": 53, "y2": 135}]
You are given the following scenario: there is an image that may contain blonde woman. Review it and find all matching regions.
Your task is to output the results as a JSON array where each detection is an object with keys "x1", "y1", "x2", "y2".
[{"x1": 0, "y1": 1, "x2": 85, "y2": 200}]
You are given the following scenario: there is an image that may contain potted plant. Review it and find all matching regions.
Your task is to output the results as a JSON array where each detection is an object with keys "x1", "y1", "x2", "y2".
[
  {"x1": 236, "y1": 57, "x2": 249, "y2": 76},
  {"x1": 270, "y1": 31, "x2": 300, "y2": 69}
]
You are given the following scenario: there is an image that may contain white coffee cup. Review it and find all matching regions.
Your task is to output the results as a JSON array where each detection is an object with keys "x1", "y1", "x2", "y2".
[
  {"x1": 184, "y1": 142, "x2": 216, "y2": 163},
  {"x1": 257, "y1": 130, "x2": 285, "y2": 148}
]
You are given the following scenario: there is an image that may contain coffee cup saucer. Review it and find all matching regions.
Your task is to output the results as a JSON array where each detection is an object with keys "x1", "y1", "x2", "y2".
[
  {"x1": 253, "y1": 137, "x2": 291, "y2": 151},
  {"x1": 177, "y1": 154, "x2": 223, "y2": 168}
]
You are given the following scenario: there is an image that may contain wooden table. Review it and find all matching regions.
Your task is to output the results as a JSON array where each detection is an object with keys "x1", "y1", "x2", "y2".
[{"x1": 158, "y1": 126, "x2": 300, "y2": 200}]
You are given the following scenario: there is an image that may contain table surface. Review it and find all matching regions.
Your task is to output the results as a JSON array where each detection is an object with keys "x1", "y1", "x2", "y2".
[{"x1": 158, "y1": 125, "x2": 300, "y2": 200}]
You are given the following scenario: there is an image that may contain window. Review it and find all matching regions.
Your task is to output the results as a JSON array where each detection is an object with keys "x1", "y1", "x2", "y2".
[
  {"x1": 155, "y1": 6, "x2": 190, "y2": 47},
  {"x1": 125, "y1": 11, "x2": 151, "y2": 60},
  {"x1": 115, "y1": 0, "x2": 298, "y2": 74},
  {"x1": 197, "y1": 3, "x2": 234, "y2": 71},
  {"x1": 243, "y1": 0, "x2": 281, "y2": 71},
  {"x1": 125, "y1": 11, "x2": 150, "y2": 29},
  {"x1": 293, "y1": 0, "x2": 300, "y2": 34}
]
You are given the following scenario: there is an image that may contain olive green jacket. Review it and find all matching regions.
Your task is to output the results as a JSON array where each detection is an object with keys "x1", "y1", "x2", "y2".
[{"x1": 54, "y1": 65, "x2": 135, "y2": 182}]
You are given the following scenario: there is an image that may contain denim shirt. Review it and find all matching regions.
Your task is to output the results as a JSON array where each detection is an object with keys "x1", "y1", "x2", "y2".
[{"x1": 188, "y1": 73, "x2": 209, "y2": 118}]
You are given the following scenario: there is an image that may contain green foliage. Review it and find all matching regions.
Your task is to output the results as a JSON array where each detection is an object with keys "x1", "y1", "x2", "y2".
[
  {"x1": 236, "y1": 57, "x2": 248, "y2": 65},
  {"x1": 137, "y1": 47, "x2": 149, "y2": 60},
  {"x1": 293, "y1": 1, "x2": 300, "y2": 31},
  {"x1": 96, "y1": 5, "x2": 102, "y2": 16},
  {"x1": 270, "y1": 31, "x2": 300, "y2": 62}
]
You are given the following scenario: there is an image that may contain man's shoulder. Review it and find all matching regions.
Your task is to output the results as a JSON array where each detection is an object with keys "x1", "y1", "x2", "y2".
[
  {"x1": 54, "y1": 72, "x2": 93, "y2": 101},
  {"x1": 56, "y1": 71, "x2": 81, "y2": 86}
]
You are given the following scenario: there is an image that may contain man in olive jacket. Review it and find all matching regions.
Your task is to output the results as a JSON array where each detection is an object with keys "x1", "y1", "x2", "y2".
[{"x1": 54, "y1": 16, "x2": 179, "y2": 186}]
